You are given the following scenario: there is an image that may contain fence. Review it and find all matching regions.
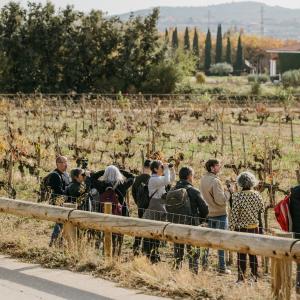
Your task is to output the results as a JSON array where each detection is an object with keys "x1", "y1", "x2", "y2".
[{"x1": 0, "y1": 196, "x2": 299, "y2": 299}]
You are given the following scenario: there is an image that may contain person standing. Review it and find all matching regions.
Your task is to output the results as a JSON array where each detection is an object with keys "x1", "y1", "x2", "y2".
[
  {"x1": 131, "y1": 159, "x2": 152, "y2": 255},
  {"x1": 230, "y1": 171, "x2": 264, "y2": 283},
  {"x1": 171, "y1": 166, "x2": 208, "y2": 274},
  {"x1": 200, "y1": 159, "x2": 232, "y2": 274},
  {"x1": 49, "y1": 156, "x2": 71, "y2": 247},
  {"x1": 142, "y1": 160, "x2": 175, "y2": 263},
  {"x1": 290, "y1": 184, "x2": 300, "y2": 293}
]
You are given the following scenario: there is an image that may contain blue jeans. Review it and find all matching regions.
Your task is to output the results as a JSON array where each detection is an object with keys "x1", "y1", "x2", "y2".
[
  {"x1": 50, "y1": 223, "x2": 63, "y2": 245},
  {"x1": 202, "y1": 215, "x2": 228, "y2": 271}
]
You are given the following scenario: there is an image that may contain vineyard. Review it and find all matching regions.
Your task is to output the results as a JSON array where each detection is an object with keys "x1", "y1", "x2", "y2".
[{"x1": 0, "y1": 94, "x2": 300, "y2": 299}]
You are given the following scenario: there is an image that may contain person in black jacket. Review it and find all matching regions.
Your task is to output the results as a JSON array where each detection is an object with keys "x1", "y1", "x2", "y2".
[
  {"x1": 65, "y1": 168, "x2": 88, "y2": 208},
  {"x1": 173, "y1": 166, "x2": 209, "y2": 274},
  {"x1": 91, "y1": 165, "x2": 135, "y2": 255},
  {"x1": 49, "y1": 156, "x2": 71, "y2": 247},
  {"x1": 131, "y1": 159, "x2": 151, "y2": 255},
  {"x1": 290, "y1": 185, "x2": 300, "y2": 293}
]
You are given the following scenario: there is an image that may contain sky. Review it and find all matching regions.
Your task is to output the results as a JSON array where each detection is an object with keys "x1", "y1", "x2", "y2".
[{"x1": 1, "y1": 0, "x2": 300, "y2": 14}]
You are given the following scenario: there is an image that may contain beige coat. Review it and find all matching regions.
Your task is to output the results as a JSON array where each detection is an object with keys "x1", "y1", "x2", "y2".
[{"x1": 200, "y1": 172, "x2": 230, "y2": 217}]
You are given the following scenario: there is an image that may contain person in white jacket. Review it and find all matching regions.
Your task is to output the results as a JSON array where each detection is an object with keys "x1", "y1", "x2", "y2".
[{"x1": 142, "y1": 160, "x2": 175, "y2": 263}]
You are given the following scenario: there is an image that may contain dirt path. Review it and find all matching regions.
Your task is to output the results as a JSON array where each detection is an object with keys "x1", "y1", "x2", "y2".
[{"x1": 0, "y1": 255, "x2": 168, "y2": 300}]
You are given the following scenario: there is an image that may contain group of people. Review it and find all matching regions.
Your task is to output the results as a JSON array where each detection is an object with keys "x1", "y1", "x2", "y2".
[{"x1": 45, "y1": 155, "x2": 299, "y2": 285}]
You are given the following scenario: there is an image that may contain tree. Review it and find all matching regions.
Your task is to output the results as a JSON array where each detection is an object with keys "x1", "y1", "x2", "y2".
[
  {"x1": 171, "y1": 27, "x2": 179, "y2": 49},
  {"x1": 192, "y1": 27, "x2": 199, "y2": 57},
  {"x1": 204, "y1": 29, "x2": 212, "y2": 74},
  {"x1": 225, "y1": 36, "x2": 232, "y2": 65},
  {"x1": 184, "y1": 26, "x2": 190, "y2": 51},
  {"x1": 165, "y1": 28, "x2": 169, "y2": 44},
  {"x1": 215, "y1": 24, "x2": 223, "y2": 63},
  {"x1": 235, "y1": 34, "x2": 244, "y2": 75}
]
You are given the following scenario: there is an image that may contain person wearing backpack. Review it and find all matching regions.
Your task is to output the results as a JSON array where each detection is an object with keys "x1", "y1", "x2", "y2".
[
  {"x1": 91, "y1": 165, "x2": 135, "y2": 256},
  {"x1": 49, "y1": 156, "x2": 71, "y2": 247},
  {"x1": 229, "y1": 171, "x2": 264, "y2": 283},
  {"x1": 168, "y1": 166, "x2": 208, "y2": 274},
  {"x1": 142, "y1": 160, "x2": 176, "y2": 263},
  {"x1": 200, "y1": 159, "x2": 232, "y2": 274},
  {"x1": 131, "y1": 159, "x2": 152, "y2": 255}
]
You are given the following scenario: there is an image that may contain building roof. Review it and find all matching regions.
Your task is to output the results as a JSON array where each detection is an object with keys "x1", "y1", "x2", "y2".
[{"x1": 267, "y1": 44, "x2": 300, "y2": 54}]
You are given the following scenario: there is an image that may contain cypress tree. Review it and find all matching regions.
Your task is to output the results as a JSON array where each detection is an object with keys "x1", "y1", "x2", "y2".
[
  {"x1": 184, "y1": 26, "x2": 190, "y2": 50},
  {"x1": 165, "y1": 28, "x2": 169, "y2": 44},
  {"x1": 192, "y1": 27, "x2": 200, "y2": 57},
  {"x1": 204, "y1": 29, "x2": 212, "y2": 74},
  {"x1": 215, "y1": 24, "x2": 223, "y2": 63},
  {"x1": 225, "y1": 36, "x2": 232, "y2": 65},
  {"x1": 235, "y1": 34, "x2": 244, "y2": 75},
  {"x1": 171, "y1": 27, "x2": 179, "y2": 49}
]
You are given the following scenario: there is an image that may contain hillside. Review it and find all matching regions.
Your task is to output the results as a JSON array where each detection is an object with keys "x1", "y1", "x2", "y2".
[{"x1": 117, "y1": 1, "x2": 300, "y2": 39}]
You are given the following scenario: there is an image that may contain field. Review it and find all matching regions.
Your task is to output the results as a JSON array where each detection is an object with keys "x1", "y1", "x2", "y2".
[{"x1": 0, "y1": 94, "x2": 300, "y2": 299}]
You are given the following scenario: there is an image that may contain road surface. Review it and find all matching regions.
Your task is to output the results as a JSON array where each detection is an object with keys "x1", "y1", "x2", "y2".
[{"x1": 0, "y1": 255, "x2": 167, "y2": 300}]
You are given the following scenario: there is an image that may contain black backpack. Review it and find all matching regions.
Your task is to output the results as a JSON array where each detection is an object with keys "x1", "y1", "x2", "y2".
[
  {"x1": 165, "y1": 187, "x2": 192, "y2": 224},
  {"x1": 136, "y1": 182, "x2": 158, "y2": 210},
  {"x1": 38, "y1": 173, "x2": 53, "y2": 203}
]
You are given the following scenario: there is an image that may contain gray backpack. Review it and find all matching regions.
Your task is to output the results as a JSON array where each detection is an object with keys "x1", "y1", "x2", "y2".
[{"x1": 165, "y1": 188, "x2": 191, "y2": 223}]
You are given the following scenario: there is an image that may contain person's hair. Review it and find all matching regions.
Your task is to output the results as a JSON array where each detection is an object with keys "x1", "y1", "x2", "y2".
[
  {"x1": 179, "y1": 167, "x2": 194, "y2": 180},
  {"x1": 144, "y1": 159, "x2": 152, "y2": 168},
  {"x1": 237, "y1": 171, "x2": 258, "y2": 190},
  {"x1": 101, "y1": 165, "x2": 125, "y2": 184},
  {"x1": 150, "y1": 160, "x2": 163, "y2": 174},
  {"x1": 56, "y1": 155, "x2": 67, "y2": 164},
  {"x1": 205, "y1": 159, "x2": 219, "y2": 172},
  {"x1": 70, "y1": 168, "x2": 83, "y2": 180}
]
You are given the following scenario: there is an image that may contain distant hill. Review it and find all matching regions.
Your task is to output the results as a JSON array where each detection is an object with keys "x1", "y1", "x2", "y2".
[{"x1": 117, "y1": 1, "x2": 300, "y2": 40}]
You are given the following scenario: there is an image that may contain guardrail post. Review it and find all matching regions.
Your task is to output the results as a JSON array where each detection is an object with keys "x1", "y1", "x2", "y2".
[
  {"x1": 63, "y1": 203, "x2": 77, "y2": 249},
  {"x1": 271, "y1": 231, "x2": 293, "y2": 300},
  {"x1": 104, "y1": 202, "x2": 112, "y2": 259}
]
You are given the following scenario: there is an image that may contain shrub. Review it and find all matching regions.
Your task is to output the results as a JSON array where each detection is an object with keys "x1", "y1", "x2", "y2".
[
  {"x1": 195, "y1": 72, "x2": 206, "y2": 84},
  {"x1": 251, "y1": 82, "x2": 261, "y2": 95},
  {"x1": 209, "y1": 63, "x2": 233, "y2": 76},
  {"x1": 247, "y1": 74, "x2": 269, "y2": 84},
  {"x1": 141, "y1": 62, "x2": 180, "y2": 93},
  {"x1": 282, "y1": 69, "x2": 300, "y2": 88}
]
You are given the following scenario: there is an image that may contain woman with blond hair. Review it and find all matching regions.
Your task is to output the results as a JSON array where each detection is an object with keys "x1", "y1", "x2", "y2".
[{"x1": 230, "y1": 171, "x2": 264, "y2": 283}]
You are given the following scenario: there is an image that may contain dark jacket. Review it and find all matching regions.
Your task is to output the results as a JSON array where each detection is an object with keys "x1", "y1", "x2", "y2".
[
  {"x1": 290, "y1": 185, "x2": 300, "y2": 238},
  {"x1": 48, "y1": 169, "x2": 71, "y2": 199},
  {"x1": 91, "y1": 169, "x2": 135, "y2": 216},
  {"x1": 132, "y1": 173, "x2": 151, "y2": 204},
  {"x1": 65, "y1": 181, "x2": 86, "y2": 201},
  {"x1": 175, "y1": 180, "x2": 209, "y2": 223}
]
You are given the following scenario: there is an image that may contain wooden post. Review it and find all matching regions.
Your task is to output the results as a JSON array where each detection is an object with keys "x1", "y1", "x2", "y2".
[
  {"x1": 296, "y1": 170, "x2": 300, "y2": 184},
  {"x1": 221, "y1": 121, "x2": 224, "y2": 156},
  {"x1": 271, "y1": 230, "x2": 293, "y2": 300},
  {"x1": 229, "y1": 126, "x2": 234, "y2": 162},
  {"x1": 104, "y1": 202, "x2": 112, "y2": 259},
  {"x1": 242, "y1": 133, "x2": 247, "y2": 165},
  {"x1": 291, "y1": 119, "x2": 294, "y2": 143},
  {"x1": 63, "y1": 203, "x2": 77, "y2": 249}
]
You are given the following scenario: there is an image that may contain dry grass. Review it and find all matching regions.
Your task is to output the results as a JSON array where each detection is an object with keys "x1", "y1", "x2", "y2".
[{"x1": 0, "y1": 214, "x2": 276, "y2": 300}]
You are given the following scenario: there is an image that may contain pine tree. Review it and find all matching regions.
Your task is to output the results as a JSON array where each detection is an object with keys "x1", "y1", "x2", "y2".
[
  {"x1": 235, "y1": 34, "x2": 244, "y2": 75},
  {"x1": 215, "y1": 24, "x2": 223, "y2": 63},
  {"x1": 225, "y1": 36, "x2": 232, "y2": 65},
  {"x1": 171, "y1": 27, "x2": 179, "y2": 49},
  {"x1": 192, "y1": 27, "x2": 200, "y2": 57},
  {"x1": 165, "y1": 28, "x2": 169, "y2": 44},
  {"x1": 184, "y1": 26, "x2": 190, "y2": 51},
  {"x1": 204, "y1": 29, "x2": 212, "y2": 73}
]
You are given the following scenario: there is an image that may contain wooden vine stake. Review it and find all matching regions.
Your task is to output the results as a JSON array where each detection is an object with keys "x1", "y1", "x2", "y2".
[
  {"x1": 290, "y1": 119, "x2": 294, "y2": 143},
  {"x1": 229, "y1": 126, "x2": 234, "y2": 162},
  {"x1": 221, "y1": 121, "x2": 225, "y2": 156},
  {"x1": 104, "y1": 203, "x2": 112, "y2": 259}
]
